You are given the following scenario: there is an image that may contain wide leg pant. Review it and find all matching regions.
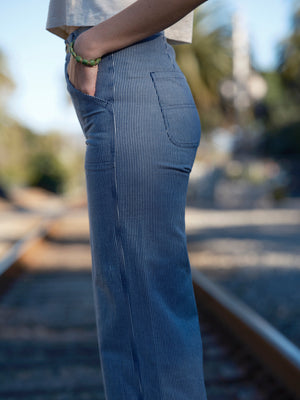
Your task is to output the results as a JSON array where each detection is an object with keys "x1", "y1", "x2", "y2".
[{"x1": 64, "y1": 26, "x2": 207, "y2": 400}]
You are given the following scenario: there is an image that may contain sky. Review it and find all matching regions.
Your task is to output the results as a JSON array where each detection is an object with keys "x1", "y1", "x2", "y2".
[{"x1": 0, "y1": 0, "x2": 296, "y2": 136}]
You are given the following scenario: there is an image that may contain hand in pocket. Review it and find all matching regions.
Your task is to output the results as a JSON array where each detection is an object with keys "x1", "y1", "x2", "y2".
[{"x1": 67, "y1": 54, "x2": 98, "y2": 97}]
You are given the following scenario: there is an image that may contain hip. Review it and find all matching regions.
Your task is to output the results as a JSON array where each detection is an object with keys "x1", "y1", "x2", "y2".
[{"x1": 64, "y1": 26, "x2": 201, "y2": 150}]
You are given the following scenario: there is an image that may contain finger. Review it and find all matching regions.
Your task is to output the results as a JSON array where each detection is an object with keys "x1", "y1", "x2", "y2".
[
  {"x1": 67, "y1": 57, "x2": 74, "y2": 84},
  {"x1": 76, "y1": 64, "x2": 98, "y2": 96},
  {"x1": 67, "y1": 57, "x2": 98, "y2": 96}
]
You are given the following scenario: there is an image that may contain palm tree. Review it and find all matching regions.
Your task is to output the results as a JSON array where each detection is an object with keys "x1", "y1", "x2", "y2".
[
  {"x1": 277, "y1": 5, "x2": 300, "y2": 103},
  {"x1": 173, "y1": 3, "x2": 233, "y2": 130}
]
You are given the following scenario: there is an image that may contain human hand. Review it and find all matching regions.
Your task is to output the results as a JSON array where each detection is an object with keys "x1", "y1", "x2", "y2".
[{"x1": 67, "y1": 33, "x2": 99, "y2": 97}]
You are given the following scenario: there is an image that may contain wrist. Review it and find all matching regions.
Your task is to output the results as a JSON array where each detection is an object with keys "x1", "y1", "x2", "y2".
[{"x1": 74, "y1": 28, "x2": 104, "y2": 60}]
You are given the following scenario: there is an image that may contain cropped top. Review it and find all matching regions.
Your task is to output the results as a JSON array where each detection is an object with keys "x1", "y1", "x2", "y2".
[{"x1": 46, "y1": 0, "x2": 194, "y2": 45}]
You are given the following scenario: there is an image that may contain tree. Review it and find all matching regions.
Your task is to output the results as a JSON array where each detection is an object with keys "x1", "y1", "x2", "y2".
[
  {"x1": 277, "y1": 4, "x2": 300, "y2": 104},
  {"x1": 0, "y1": 49, "x2": 15, "y2": 112},
  {"x1": 173, "y1": 2, "x2": 233, "y2": 131},
  {"x1": 27, "y1": 151, "x2": 68, "y2": 194}
]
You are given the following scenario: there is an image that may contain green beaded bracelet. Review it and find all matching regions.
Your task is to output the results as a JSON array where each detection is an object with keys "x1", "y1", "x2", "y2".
[{"x1": 69, "y1": 40, "x2": 101, "y2": 67}]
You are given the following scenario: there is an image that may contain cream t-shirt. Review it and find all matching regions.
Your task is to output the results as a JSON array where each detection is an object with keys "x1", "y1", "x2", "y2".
[{"x1": 46, "y1": 0, "x2": 194, "y2": 45}]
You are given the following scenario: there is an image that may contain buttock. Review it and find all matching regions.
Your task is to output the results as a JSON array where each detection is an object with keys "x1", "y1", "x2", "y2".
[{"x1": 64, "y1": 26, "x2": 201, "y2": 171}]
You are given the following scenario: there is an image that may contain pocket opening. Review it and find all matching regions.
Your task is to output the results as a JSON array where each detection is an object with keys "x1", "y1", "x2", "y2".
[{"x1": 65, "y1": 53, "x2": 110, "y2": 107}]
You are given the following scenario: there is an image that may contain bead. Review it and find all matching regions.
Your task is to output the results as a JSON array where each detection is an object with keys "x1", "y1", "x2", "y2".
[{"x1": 68, "y1": 40, "x2": 101, "y2": 66}]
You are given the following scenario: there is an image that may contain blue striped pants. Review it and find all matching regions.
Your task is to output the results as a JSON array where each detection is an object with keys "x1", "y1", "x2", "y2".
[{"x1": 64, "y1": 26, "x2": 207, "y2": 400}]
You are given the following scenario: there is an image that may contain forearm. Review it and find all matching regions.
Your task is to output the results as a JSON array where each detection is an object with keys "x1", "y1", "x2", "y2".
[{"x1": 81, "y1": 0, "x2": 208, "y2": 58}]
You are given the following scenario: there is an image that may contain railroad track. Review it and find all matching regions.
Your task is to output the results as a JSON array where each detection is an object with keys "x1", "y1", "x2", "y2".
[
  {"x1": 0, "y1": 208, "x2": 299, "y2": 400},
  {"x1": 192, "y1": 270, "x2": 300, "y2": 400}
]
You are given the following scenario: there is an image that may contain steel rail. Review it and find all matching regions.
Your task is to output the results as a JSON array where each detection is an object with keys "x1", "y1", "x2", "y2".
[
  {"x1": 0, "y1": 210, "x2": 66, "y2": 293},
  {"x1": 192, "y1": 268, "x2": 300, "y2": 399}
]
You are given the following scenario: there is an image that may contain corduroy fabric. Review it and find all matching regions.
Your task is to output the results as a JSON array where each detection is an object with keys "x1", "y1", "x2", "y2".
[{"x1": 64, "y1": 26, "x2": 207, "y2": 400}]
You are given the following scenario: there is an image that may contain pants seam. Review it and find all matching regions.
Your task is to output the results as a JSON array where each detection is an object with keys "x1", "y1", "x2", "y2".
[
  {"x1": 163, "y1": 36, "x2": 177, "y2": 71},
  {"x1": 111, "y1": 55, "x2": 165, "y2": 400},
  {"x1": 111, "y1": 53, "x2": 144, "y2": 400}
]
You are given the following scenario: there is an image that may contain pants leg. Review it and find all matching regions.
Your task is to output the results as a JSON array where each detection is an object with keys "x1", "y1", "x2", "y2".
[{"x1": 64, "y1": 27, "x2": 207, "y2": 400}]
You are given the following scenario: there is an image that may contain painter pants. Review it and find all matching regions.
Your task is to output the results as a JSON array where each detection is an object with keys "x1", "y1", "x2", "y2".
[{"x1": 64, "y1": 26, "x2": 207, "y2": 400}]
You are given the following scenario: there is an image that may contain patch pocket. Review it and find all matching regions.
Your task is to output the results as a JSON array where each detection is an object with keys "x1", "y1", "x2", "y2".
[{"x1": 150, "y1": 71, "x2": 201, "y2": 148}]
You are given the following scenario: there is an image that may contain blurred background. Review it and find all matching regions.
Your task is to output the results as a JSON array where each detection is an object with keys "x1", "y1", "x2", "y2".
[
  {"x1": 1, "y1": 0, "x2": 300, "y2": 342},
  {"x1": 0, "y1": 0, "x2": 300, "y2": 398},
  {"x1": 0, "y1": 0, "x2": 299, "y2": 205}
]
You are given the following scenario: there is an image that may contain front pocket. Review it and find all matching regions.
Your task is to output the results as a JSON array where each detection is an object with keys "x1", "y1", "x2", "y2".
[
  {"x1": 64, "y1": 53, "x2": 114, "y2": 170},
  {"x1": 65, "y1": 52, "x2": 108, "y2": 106},
  {"x1": 150, "y1": 71, "x2": 201, "y2": 148},
  {"x1": 83, "y1": 104, "x2": 115, "y2": 170}
]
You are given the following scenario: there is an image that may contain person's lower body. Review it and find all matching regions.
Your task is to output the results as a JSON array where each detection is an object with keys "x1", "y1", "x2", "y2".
[{"x1": 64, "y1": 27, "x2": 207, "y2": 400}]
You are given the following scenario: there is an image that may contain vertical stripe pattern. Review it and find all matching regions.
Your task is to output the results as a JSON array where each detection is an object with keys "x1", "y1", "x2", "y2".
[{"x1": 64, "y1": 26, "x2": 207, "y2": 400}]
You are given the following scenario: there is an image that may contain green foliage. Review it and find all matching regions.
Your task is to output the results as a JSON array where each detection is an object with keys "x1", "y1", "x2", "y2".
[
  {"x1": 0, "y1": 46, "x2": 85, "y2": 196},
  {"x1": 0, "y1": 49, "x2": 15, "y2": 111},
  {"x1": 0, "y1": 117, "x2": 36, "y2": 186},
  {"x1": 256, "y1": 4, "x2": 300, "y2": 159},
  {"x1": 258, "y1": 120, "x2": 300, "y2": 157},
  {"x1": 172, "y1": 1, "x2": 300, "y2": 144},
  {"x1": 26, "y1": 151, "x2": 68, "y2": 194},
  {"x1": 0, "y1": 114, "x2": 85, "y2": 195},
  {"x1": 277, "y1": 5, "x2": 300, "y2": 103},
  {"x1": 173, "y1": 3, "x2": 233, "y2": 131},
  {"x1": 260, "y1": 71, "x2": 299, "y2": 129}
]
